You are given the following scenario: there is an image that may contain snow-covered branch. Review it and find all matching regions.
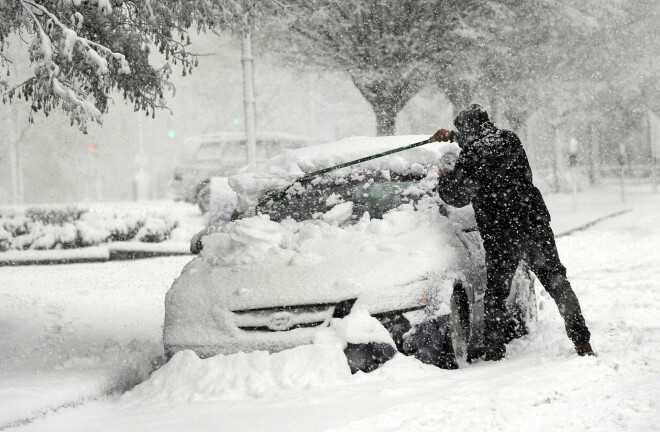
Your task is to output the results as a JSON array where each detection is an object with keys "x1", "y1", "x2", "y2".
[
  {"x1": 1, "y1": 0, "x2": 293, "y2": 132},
  {"x1": 16, "y1": 0, "x2": 133, "y2": 129}
]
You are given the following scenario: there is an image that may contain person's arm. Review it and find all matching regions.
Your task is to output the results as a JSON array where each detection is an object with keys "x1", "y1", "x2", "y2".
[
  {"x1": 429, "y1": 128, "x2": 475, "y2": 207},
  {"x1": 436, "y1": 152, "x2": 474, "y2": 208}
]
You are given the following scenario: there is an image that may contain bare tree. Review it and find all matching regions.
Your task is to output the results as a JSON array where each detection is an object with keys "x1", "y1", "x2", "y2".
[{"x1": 265, "y1": 0, "x2": 485, "y2": 136}]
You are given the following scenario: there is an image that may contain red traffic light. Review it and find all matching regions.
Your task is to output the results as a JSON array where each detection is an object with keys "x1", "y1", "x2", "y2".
[{"x1": 88, "y1": 144, "x2": 95, "y2": 152}]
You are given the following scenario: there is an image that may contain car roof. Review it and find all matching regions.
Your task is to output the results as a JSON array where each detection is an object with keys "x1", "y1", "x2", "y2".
[{"x1": 247, "y1": 135, "x2": 459, "y2": 178}]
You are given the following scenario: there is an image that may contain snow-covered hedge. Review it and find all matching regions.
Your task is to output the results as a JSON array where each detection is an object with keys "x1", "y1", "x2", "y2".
[{"x1": 0, "y1": 206, "x2": 180, "y2": 252}]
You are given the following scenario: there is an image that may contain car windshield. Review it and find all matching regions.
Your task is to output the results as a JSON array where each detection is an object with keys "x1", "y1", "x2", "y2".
[{"x1": 256, "y1": 169, "x2": 431, "y2": 223}]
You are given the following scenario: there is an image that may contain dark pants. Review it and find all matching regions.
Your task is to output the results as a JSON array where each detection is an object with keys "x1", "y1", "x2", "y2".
[{"x1": 482, "y1": 223, "x2": 591, "y2": 356}]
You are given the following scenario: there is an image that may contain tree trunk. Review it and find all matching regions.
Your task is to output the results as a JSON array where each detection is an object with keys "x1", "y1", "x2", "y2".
[
  {"x1": 489, "y1": 93, "x2": 498, "y2": 124},
  {"x1": 241, "y1": 26, "x2": 257, "y2": 169},
  {"x1": 6, "y1": 109, "x2": 24, "y2": 205},
  {"x1": 444, "y1": 82, "x2": 473, "y2": 118},
  {"x1": 374, "y1": 105, "x2": 397, "y2": 136},
  {"x1": 351, "y1": 76, "x2": 419, "y2": 137},
  {"x1": 551, "y1": 125, "x2": 561, "y2": 193},
  {"x1": 586, "y1": 124, "x2": 596, "y2": 185}
]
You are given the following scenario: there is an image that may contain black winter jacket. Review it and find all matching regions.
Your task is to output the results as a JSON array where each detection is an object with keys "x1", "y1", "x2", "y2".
[{"x1": 438, "y1": 122, "x2": 550, "y2": 241}]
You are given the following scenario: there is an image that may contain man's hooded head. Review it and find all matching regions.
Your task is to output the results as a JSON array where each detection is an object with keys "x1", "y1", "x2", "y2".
[
  {"x1": 452, "y1": 104, "x2": 493, "y2": 148},
  {"x1": 454, "y1": 104, "x2": 490, "y2": 136}
]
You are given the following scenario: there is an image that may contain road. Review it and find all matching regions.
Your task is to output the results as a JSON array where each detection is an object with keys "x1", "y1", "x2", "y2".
[{"x1": 2, "y1": 186, "x2": 658, "y2": 431}]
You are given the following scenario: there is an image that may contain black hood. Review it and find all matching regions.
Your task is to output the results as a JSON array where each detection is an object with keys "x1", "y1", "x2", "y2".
[
  {"x1": 454, "y1": 104, "x2": 490, "y2": 135},
  {"x1": 453, "y1": 104, "x2": 494, "y2": 148}
]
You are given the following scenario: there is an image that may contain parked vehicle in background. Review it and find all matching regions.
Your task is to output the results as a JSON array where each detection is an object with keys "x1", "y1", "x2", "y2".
[{"x1": 169, "y1": 133, "x2": 314, "y2": 213}]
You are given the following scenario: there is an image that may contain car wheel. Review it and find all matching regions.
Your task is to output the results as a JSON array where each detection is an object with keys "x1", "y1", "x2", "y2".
[
  {"x1": 195, "y1": 180, "x2": 210, "y2": 214},
  {"x1": 401, "y1": 315, "x2": 459, "y2": 369}
]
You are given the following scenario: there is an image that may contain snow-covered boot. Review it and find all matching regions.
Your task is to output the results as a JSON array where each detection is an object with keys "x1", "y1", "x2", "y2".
[{"x1": 575, "y1": 342, "x2": 595, "y2": 356}]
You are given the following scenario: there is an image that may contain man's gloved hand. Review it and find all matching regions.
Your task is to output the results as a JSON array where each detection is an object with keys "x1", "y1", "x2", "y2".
[
  {"x1": 438, "y1": 168, "x2": 451, "y2": 179},
  {"x1": 429, "y1": 128, "x2": 452, "y2": 143}
]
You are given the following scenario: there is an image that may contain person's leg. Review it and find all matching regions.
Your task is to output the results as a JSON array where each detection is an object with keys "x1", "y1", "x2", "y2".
[
  {"x1": 525, "y1": 224, "x2": 591, "y2": 347},
  {"x1": 482, "y1": 237, "x2": 520, "y2": 360}
]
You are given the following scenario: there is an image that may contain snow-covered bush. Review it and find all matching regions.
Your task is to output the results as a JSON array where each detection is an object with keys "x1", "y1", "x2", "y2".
[
  {"x1": 135, "y1": 217, "x2": 179, "y2": 243},
  {"x1": 0, "y1": 225, "x2": 11, "y2": 252},
  {"x1": 27, "y1": 222, "x2": 79, "y2": 250},
  {"x1": 25, "y1": 206, "x2": 86, "y2": 225},
  {"x1": 0, "y1": 207, "x2": 183, "y2": 251},
  {"x1": 105, "y1": 215, "x2": 145, "y2": 243}
]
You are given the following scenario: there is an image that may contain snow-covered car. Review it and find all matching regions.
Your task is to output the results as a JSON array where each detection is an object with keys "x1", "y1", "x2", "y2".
[
  {"x1": 169, "y1": 133, "x2": 313, "y2": 213},
  {"x1": 164, "y1": 136, "x2": 537, "y2": 372}
]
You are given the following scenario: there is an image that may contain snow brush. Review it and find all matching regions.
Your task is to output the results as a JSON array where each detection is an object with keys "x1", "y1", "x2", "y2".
[{"x1": 261, "y1": 138, "x2": 432, "y2": 203}]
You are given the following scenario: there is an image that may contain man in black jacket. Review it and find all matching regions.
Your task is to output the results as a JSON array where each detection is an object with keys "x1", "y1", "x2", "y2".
[{"x1": 430, "y1": 104, "x2": 594, "y2": 361}]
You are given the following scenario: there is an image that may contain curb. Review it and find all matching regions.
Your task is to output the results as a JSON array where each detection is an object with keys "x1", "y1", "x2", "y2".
[
  {"x1": 0, "y1": 248, "x2": 191, "y2": 267},
  {"x1": 555, "y1": 209, "x2": 632, "y2": 238}
]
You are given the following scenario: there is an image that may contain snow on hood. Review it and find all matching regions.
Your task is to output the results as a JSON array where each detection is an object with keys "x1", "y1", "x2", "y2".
[{"x1": 166, "y1": 202, "x2": 467, "y2": 335}]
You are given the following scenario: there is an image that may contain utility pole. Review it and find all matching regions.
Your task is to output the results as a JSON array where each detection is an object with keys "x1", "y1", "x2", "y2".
[
  {"x1": 6, "y1": 112, "x2": 20, "y2": 205},
  {"x1": 241, "y1": 22, "x2": 257, "y2": 170},
  {"x1": 5, "y1": 61, "x2": 25, "y2": 206}
]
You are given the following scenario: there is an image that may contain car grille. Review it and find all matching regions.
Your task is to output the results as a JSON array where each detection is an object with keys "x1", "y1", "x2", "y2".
[{"x1": 231, "y1": 300, "x2": 355, "y2": 332}]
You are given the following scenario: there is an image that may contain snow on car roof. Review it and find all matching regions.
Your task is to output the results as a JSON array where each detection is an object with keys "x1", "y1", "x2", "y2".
[{"x1": 257, "y1": 135, "x2": 459, "y2": 177}]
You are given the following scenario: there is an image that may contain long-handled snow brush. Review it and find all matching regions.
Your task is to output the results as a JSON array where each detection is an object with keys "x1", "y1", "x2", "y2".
[{"x1": 261, "y1": 138, "x2": 432, "y2": 203}]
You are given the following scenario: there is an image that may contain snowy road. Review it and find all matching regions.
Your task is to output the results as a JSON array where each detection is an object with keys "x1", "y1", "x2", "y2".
[
  {"x1": 0, "y1": 256, "x2": 192, "y2": 428},
  {"x1": 2, "y1": 187, "x2": 659, "y2": 431}
]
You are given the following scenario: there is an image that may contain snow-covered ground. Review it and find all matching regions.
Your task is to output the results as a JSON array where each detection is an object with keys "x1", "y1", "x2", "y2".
[{"x1": 1, "y1": 184, "x2": 659, "y2": 431}]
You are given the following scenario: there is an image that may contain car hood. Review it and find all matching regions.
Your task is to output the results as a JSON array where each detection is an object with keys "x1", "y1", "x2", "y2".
[{"x1": 166, "y1": 205, "x2": 471, "y2": 328}]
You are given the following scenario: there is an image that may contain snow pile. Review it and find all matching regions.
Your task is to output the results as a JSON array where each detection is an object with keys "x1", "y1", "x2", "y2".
[
  {"x1": 126, "y1": 306, "x2": 397, "y2": 405},
  {"x1": 122, "y1": 343, "x2": 351, "y2": 404},
  {"x1": 321, "y1": 306, "x2": 395, "y2": 346},
  {"x1": 322, "y1": 201, "x2": 354, "y2": 225},
  {"x1": 200, "y1": 215, "x2": 288, "y2": 267}
]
